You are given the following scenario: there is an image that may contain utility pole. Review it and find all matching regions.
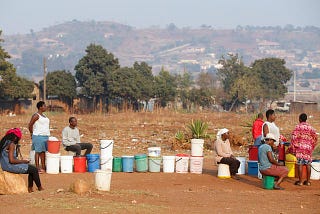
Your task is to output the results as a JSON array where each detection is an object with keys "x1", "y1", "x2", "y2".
[
  {"x1": 43, "y1": 57, "x2": 47, "y2": 102},
  {"x1": 293, "y1": 70, "x2": 296, "y2": 101}
]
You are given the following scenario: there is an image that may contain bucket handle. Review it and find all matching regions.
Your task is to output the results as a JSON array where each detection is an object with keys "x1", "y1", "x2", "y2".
[
  {"x1": 311, "y1": 164, "x2": 320, "y2": 173},
  {"x1": 150, "y1": 158, "x2": 162, "y2": 166},
  {"x1": 100, "y1": 141, "x2": 113, "y2": 150},
  {"x1": 176, "y1": 157, "x2": 183, "y2": 163},
  {"x1": 87, "y1": 157, "x2": 100, "y2": 163}
]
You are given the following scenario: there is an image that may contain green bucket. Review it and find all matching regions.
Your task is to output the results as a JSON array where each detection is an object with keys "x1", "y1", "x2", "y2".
[
  {"x1": 112, "y1": 157, "x2": 122, "y2": 172},
  {"x1": 263, "y1": 175, "x2": 275, "y2": 190},
  {"x1": 134, "y1": 154, "x2": 148, "y2": 172},
  {"x1": 148, "y1": 156, "x2": 161, "y2": 172}
]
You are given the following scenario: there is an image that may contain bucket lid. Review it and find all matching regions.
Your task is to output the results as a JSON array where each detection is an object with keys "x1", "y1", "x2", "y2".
[
  {"x1": 176, "y1": 153, "x2": 189, "y2": 157},
  {"x1": 86, "y1": 154, "x2": 100, "y2": 157},
  {"x1": 122, "y1": 155, "x2": 134, "y2": 158},
  {"x1": 148, "y1": 147, "x2": 161, "y2": 150}
]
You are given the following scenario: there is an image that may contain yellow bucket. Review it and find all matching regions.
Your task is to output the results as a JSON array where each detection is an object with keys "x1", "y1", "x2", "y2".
[
  {"x1": 286, "y1": 154, "x2": 297, "y2": 162},
  {"x1": 285, "y1": 161, "x2": 295, "y2": 177}
]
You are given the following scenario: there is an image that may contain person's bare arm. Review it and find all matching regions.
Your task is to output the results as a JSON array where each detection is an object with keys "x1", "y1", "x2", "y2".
[
  {"x1": 28, "y1": 114, "x2": 39, "y2": 136},
  {"x1": 263, "y1": 124, "x2": 269, "y2": 137},
  {"x1": 8, "y1": 143, "x2": 29, "y2": 164}
]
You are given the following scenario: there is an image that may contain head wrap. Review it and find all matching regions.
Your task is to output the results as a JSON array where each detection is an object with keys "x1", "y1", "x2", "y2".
[
  {"x1": 216, "y1": 128, "x2": 229, "y2": 140},
  {"x1": 6, "y1": 128, "x2": 22, "y2": 139}
]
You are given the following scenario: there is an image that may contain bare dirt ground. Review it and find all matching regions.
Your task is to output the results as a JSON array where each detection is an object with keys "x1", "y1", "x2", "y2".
[{"x1": 1, "y1": 110, "x2": 320, "y2": 214}]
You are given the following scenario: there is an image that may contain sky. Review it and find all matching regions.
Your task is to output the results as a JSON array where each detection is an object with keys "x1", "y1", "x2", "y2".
[{"x1": 1, "y1": 0, "x2": 320, "y2": 35}]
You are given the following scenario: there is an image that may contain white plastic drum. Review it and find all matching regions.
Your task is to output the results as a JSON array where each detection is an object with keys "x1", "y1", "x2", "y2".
[
  {"x1": 236, "y1": 157, "x2": 246, "y2": 175},
  {"x1": 46, "y1": 152, "x2": 60, "y2": 174},
  {"x1": 100, "y1": 140, "x2": 114, "y2": 158}
]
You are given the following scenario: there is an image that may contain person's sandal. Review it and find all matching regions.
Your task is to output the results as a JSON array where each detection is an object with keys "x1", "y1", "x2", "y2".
[
  {"x1": 273, "y1": 185, "x2": 285, "y2": 190},
  {"x1": 38, "y1": 169, "x2": 45, "y2": 174},
  {"x1": 294, "y1": 181, "x2": 303, "y2": 186},
  {"x1": 303, "y1": 181, "x2": 311, "y2": 186}
]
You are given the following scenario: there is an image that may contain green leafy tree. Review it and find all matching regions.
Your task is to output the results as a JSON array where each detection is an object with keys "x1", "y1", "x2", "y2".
[
  {"x1": 75, "y1": 44, "x2": 120, "y2": 112},
  {"x1": 0, "y1": 31, "x2": 33, "y2": 100},
  {"x1": 154, "y1": 68, "x2": 177, "y2": 107},
  {"x1": 251, "y1": 58, "x2": 293, "y2": 101},
  {"x1": 133, "y1": 62, "x2": 154, "y2": 109},
  {"x1": 39, "y1": 70, "x2": 76, "y2": 108},
  {"x1": 176, "y1": 72, "x2": 193, "y2": 110},
  {"x1": 108, "y1": 67, "x2": 141, "y2": 110}
]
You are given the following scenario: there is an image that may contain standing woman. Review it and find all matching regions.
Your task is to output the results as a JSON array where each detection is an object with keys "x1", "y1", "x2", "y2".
[
  {"x1": 0, "y1": 128, "x2": 44, "y2": 193},
  {"x1": 28, "y1": 101, "x2": 50, "y2": 173},
  {"x1": 262, "y1": 109, "x2": 280, "y2": 146}
]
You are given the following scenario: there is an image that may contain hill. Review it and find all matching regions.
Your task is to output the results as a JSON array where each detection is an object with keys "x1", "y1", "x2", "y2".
[{"x1": 2, "y1": 21, "x2": 320, "y2": 81}]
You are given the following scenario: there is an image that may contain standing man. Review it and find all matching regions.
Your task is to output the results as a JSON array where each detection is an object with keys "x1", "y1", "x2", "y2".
[
  {"x1": 213, "y1": 128, "x2": 241, "y2": 180},
  {"x1": 62, "y1": 117, "x2": 93, "y2": 156},
  {"x1": 28, "y1": 101, "x2": 50, "y2": 174},
  {"x1": 252, "y1": 113, "x2": 264, "y2": 145},
  {"x1": 290, "y1": 113, "x2": 318, "y2": 186}
]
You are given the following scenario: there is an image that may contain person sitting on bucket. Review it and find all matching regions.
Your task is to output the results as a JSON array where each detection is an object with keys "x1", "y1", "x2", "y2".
[
  {"x1": 62, "y1": 117, "x2": 93, "y2": 156},
  {"x1": 0, "y1": 128, "x2": 44, "y2": 193},
  {"x1": 213, "y1": 128, "x2": 241, "y2": 180},
  {"x1": 258, "y1": 133, "x2": 288, "y2": 190}
]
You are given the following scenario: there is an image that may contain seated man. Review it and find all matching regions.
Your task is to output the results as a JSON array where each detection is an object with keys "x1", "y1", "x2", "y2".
[
  {"x1": 62, "y1": 117, "x2": 93, "y2": 156},
  {"x1": 213, "y1": 128, "x2": 241, "y2": 180},
  {"x1": 258, "y1": 133, "x2": 288, "y2": 190}
]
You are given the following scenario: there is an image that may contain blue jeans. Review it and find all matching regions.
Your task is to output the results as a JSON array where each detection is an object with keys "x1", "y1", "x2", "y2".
[{"x1": 254, "y1": 135, "x2": 262, "y2": 146}]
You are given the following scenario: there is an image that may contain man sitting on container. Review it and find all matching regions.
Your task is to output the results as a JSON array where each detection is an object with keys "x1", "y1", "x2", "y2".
[
  {"x1": 62, "y1": 117, "x2": 93, "y2": 156},
  {"x1": 213, "y1": 128, "x2": 241, "y2": 180},
  {"x1": 258, "y1": 133, "x2": 288, "y2": 190}
]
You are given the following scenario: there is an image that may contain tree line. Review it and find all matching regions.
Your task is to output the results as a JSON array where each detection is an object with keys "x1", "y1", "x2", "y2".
[{"x1": 0, "y1": 31, "x2": 293, "y2": 113}]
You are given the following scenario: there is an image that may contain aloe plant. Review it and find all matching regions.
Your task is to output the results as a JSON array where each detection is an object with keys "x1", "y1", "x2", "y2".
[
  {"x1": 187, "y1": 119, "x2": 209, "y2": 139},
  {"x1": 175, "y1": 130, "x2": 185, "y2": 142}
]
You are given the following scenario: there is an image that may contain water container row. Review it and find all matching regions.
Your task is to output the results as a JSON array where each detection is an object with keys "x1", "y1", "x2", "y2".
[{"x1": 113, "y1": 154, "x2": 204, "y2": 174}]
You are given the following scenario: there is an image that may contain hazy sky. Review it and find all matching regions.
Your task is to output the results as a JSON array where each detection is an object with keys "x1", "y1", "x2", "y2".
[{"x1": 1, "y1": 0, "x2": 319, "y2": 35}]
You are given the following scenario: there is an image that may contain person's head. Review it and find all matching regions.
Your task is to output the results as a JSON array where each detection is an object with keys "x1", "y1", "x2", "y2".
[
  {"x1": 265, "y1": 109, "x2": 275, "y2": 122},
  {"x1": 69, "y1": 116, "x2": 78, "y2": 128},
  {"x1": 36, "y1": 101, "x2": 47, "y2": 111},
  {"x1": 0, "y1": 128, "x2": 22, "y2": 152},
  {"x1": 257, "y1": 112, "x2": 263, "y2": 119},
  {"x1": 299, "y1": 113, "x2": 307, "y2": 123},
  {"x1": 217, "y1": 128, "x2": 229, "y2": 141},
  {"x1": 264, "y1": 133, "x2": 276, "y2": 146}
]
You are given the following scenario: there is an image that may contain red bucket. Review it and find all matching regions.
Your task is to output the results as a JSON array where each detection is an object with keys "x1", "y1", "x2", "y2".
[
  {"x1": 47, "y1": 140, "x2": 61, "y2": 154},
  {"x1": 278, "y1": 144, "x2": 285, "y2": 161},
  {"x1": 74, "y1": 156, "x2": 87, "y2": 173},
  {"x1": 295, "y1": 164, "x2": 307, "y2": 179},
  {"x1": 249, "y1": 146, "x2": 258, "y2": 160}
]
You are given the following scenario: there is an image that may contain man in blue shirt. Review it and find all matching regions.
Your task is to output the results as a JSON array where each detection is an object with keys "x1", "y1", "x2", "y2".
[{"x1": 258, "y1": 133, "x2": 288, "y2": 190}]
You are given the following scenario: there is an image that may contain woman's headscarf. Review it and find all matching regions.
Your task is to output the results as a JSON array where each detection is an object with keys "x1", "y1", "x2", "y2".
[{"x1": 216, "y1": 128, "x2": 229, "y2": 140}]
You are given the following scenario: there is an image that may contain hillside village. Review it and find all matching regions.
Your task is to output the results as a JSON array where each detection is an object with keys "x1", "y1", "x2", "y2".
[{"x1": 2, "y1": 21, "x2": 320, "y2": 103}]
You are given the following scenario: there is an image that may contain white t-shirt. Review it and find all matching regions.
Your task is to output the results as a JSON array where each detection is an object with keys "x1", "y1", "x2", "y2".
[
  {"x1": 62, "y1": 126, "x2": 80, "y2": 147},
  {"x1": 33, "y1": 113, "x2": 50, "y2": 136},
  {"x1": 262, "y1": 121, "x2": 280, "y2": 146}
]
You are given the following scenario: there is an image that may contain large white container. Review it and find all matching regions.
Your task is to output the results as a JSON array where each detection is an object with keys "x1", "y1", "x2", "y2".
[
  {"x1": 175, "y1": 154, "x2": 189, "y2": 173},
  {"x1": 191, "y1": 139, "x2": 204, "y2": 156},
  {"x1": 101, "y1": 156, "x2": 113, "y2": 171},
  {"x1": 190, "y1": 156, "x2": 204, "y2": 174},
  {"x1": 60, "y1": 155, "x2": 73, "y2": 173},
  {"x1": 95, "y1": 170, "x2": 112, "y2": 191},
  {"x1": 311, "y1": 162, "x2": 320, "y2": 180},
  {"x1": 46, "y1": 152, "x2": 60, "y2": 174},
  {"x1": 162, "y1": 156, "x2": 175, "y2": 173},
  {"x1": 100, "y1": 140, "x2": 114, "y2": 158},
  {"x1": 148, "y1": 147, "x2": 161, "y2": 157},
  {"x1": 236, "y1": 157, "x2": 246, "y2": 175},
  {"x1": 217, "y1": 164, "x2": 230, "y2": 178}
]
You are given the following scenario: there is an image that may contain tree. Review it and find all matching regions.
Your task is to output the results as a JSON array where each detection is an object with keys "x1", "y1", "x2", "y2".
[
  {"x1": 176, "y1": 72, "x2": 193, "y2": 110},
  {"x1": 39, "y1": 70, "x2": 76, "y2": 108},
  {"x1": 75, "y1": 44, "x2": 120, "y2": 112},
  {"x1": 133, "y1": 62, "x2": 155, "y2": 109},
  {"x1": 0, "y1": 30, "x2": 34, "y2": 100},
  {"x1": 251, "y1": 58, "x2": 292, "y2": 101},
  {"x1": 154, "y1": 68, "x2": 177, "y2": 107}
]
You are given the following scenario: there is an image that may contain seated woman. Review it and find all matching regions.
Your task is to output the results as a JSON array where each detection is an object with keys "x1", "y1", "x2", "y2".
[
  {"x1": 213, "y1": 128, "x2": 241, "y2": 180},
  {"x1": 0, "y1": 128, "x2": 44, "y2": 193},
  {"x1": 258, "y1": 133, "x2": 288, "y2": 190}
]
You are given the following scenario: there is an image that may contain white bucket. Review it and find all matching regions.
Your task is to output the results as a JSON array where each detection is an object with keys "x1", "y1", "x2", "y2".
[
  {"x1": 100, "y1": 140, "x2": 114, "y2": 158},
  {"x1": 190, "y1": 156, "x2": 204, "y2": 174},
  {"x1": 162, "y1": 156, "x2": 175, "y2": 173},
  {"x1": 46, "y1": 152, "x2": 60, "y2": 174},
  {"x1": 236, "y1": 157, "x2": 246, "y2": 175},
  {"x1": 95, "y1": 170, "x2": 112, "y2": 191},
  {"x1": 60, "y1": 155, "x2": 73, "y2": 173},
  {"x1": 101, "y1": 156, "x2": 113, "y2": 171},
  {"x1": 148, "y1": 147, "x2": 161, "y2": 157},
  {"x1": 217, "y1": 164, "x2": 230, "y2": 178},
  {"x1": 175, "y1": 155, "x2": 189, "y2": 173},
  {"x1": 29, "y1": 150, "x2": 35, "y2": 165},
  {"x1": 311, "y1": 162, "x2": 320, "y2": 180},
  {"x1": 191, "y1": 139, "x2": 204, "y2": 156}
]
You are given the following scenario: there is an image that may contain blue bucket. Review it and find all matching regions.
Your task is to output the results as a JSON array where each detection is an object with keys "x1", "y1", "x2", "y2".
[
  {"x1": 122, "y1": 156, "x2": 134, "y2": 172},
  {"x1": 86, "y1": 154, "x2": 100, "y2": 172}
]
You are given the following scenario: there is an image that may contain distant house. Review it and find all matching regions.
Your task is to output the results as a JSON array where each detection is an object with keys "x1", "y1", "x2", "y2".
[{"x1": 290, "y1": 101, "x2": 318, "y2": 113}]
